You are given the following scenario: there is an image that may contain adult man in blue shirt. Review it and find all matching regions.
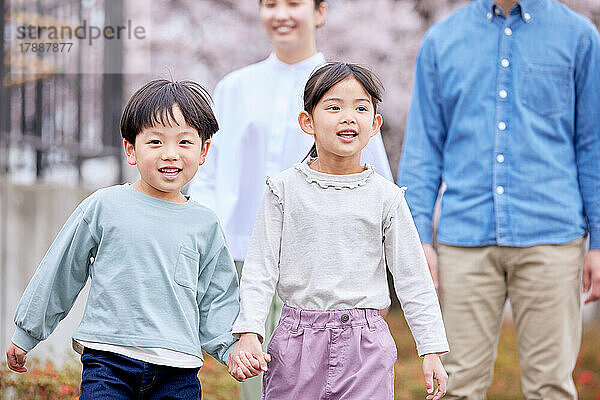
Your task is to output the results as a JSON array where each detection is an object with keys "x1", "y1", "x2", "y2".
[{"x1": 398, "y1": 0, "x2": 600, "y2": 398}]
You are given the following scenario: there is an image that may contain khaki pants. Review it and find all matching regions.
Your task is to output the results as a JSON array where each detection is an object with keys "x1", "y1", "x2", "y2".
[
  {"x1": 437, "y1": 237, "x2": 586, "y2": 400},
  {"x1": 235, "y1": 261, "x2": 283, "y2": 400}
]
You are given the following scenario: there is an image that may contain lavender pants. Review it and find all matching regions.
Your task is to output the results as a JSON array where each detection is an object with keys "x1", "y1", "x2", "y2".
[{"x1": 262, "y1": 305, "x2": 397, "y2": 400}]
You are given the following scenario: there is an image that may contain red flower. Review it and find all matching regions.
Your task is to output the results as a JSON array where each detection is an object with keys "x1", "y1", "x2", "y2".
[
  {"x1": 60, "y1": 385, "x2": 74, "y2": 394},
  {"x1": 577, "y1": 370, "x2": 594, "y2": 386}
]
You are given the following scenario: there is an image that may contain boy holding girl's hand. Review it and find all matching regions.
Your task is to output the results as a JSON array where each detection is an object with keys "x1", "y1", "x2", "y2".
[{"x1": 5, "y1": 79, "x2": 264, "y2": 397}]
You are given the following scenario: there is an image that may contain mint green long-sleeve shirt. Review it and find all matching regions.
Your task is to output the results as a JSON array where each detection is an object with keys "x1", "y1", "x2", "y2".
[{"x1": 12, "y1": 184, "x2": 239, "y2": 366}]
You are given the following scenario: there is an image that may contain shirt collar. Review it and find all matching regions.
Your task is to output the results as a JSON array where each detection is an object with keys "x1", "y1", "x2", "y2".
[
  {"x1": 479, "y1": 0, "x2": 543, "y2": 23},
  {"x1": 267, "y1": 52, "x2": 326, "y2": 72}
]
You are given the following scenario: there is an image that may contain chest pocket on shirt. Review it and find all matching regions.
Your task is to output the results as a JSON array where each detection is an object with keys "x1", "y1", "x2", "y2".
[
  {"x1": 174, "y1": 245, "x2": 200, "y2": 290},
  {"x1": 521, "y1": 63, "x2": 572, "y2": 116}
]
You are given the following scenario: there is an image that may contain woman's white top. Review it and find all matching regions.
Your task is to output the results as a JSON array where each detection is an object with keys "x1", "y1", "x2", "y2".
[
  {"x1": 232, "y1": 160, "x2": 449, "y2": 357},
  {"x1": 188, "y1": 52, "x2": 393, "y2": 261}
]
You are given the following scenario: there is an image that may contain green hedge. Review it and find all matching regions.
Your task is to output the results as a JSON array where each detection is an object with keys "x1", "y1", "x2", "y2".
[{"x1": 2, "y1": 309, "x2": 599, "y2": 399}]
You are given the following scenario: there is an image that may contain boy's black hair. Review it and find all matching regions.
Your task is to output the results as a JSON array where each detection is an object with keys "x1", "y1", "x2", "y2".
[
  {"x1": 302, "y1": 62, "x2": 384, "y2": 160},
  {"x1": 120, "y1": 79, "x2": 219, "y2": 145},
  {"x1": 259, "y1": 0, "x2": 325, "y2": 9}
]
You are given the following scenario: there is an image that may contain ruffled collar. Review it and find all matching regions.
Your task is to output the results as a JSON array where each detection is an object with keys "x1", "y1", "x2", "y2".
[{"x1": 294, "y1": 158, "x2": 375, "y2": 190}]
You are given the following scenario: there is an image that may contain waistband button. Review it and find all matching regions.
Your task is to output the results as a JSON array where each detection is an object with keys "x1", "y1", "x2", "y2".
[{"x1": 340, "y1": 314, "x2": 349, "y2": 323}]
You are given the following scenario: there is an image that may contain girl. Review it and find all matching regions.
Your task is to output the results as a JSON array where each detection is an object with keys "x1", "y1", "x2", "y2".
[
  {"x1": 188, "y1": 2, "x2": 392, "y2": 396},
  {"x1": 229, "y1": 62, "x2": 449, "y2": 399},
  {"x1": 189, "y1": 0, "x2": 392, "y2": 264}
]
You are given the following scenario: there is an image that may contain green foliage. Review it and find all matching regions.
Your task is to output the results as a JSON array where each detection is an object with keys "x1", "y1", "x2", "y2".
[
  {"x1": 196, "y1": 353, "x2": 239, "y2": 399},
  {"x1": 1, "y1": 311, "x2": 599, "y2": 399},
  {"x1": 0, "y1": 354, "x2": 239, "y2": 400},
  {"x1": 0, "y1": 360, "x2": 81, "y2": 400},
  {"x1": 388, "y1": 310, "x2": 600, "y2": 400}
]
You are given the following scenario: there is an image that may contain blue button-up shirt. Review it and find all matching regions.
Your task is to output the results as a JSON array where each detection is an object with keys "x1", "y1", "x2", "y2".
[{"x1": 398, "y1": 0, "x2": 600, "y2": 249}]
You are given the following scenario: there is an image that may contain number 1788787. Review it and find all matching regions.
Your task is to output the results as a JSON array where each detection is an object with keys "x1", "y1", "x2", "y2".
[{"x1": 19, "y1": 42, "x2": 73, "y2": 52}]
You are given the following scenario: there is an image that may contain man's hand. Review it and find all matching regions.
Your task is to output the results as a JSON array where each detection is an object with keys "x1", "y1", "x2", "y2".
[
  {"x1": 422, "y1": 243, "x2": 439, "y2": 289},
  {"x1": 227, "y1": 333, "x2": 271, "y2": 382},
  {"x1": 583, "y1": 249, "x2": 600, "y2": 304},
  {"x1": 423, "y1": 353, "x2": 447, "y2": 400},
  {"x1": 6, "y1": 342, "x2": 28, "y2": 373}
]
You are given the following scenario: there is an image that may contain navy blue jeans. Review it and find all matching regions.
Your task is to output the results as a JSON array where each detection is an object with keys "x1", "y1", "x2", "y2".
[{"x1": 80, "y1": 349, "x2": 201, "y2": 399}]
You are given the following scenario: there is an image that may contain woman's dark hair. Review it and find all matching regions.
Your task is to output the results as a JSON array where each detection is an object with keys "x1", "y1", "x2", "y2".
[
  {"x1": 120, "y1": 79, "x2": 219, "y2": 145},
  {"x1": 302, "y1": 62, "x2": 384, "y2": 160},
  {"x1": 259, "y1": 0, "x2": 325, "y2": 9}
]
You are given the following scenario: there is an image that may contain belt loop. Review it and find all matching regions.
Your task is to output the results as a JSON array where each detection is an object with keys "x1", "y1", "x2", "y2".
[
  {"x1": 365, "y1": 309, "x2": 375, "y2": 331},
  {"x1": 293, "y1": 309, "x2": 302, "y2": 332}
]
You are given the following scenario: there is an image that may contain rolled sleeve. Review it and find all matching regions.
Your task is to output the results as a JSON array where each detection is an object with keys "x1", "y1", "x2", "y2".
[{"x1": 11, "y1": 327, "x2": 41, "y2": 353}]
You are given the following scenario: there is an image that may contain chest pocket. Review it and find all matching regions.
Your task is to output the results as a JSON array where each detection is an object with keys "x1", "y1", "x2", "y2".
[
  {"x1": 174, "y1": 245, "x2": 200, "y2": 290},
  {"x1": 521, "y1": 63, "x2": 572, "y2": 116}
]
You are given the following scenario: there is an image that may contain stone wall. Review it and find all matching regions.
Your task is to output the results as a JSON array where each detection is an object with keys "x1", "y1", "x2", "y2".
[{"x1": 0, "y1": 179, "x2": 91, "y2": 366}]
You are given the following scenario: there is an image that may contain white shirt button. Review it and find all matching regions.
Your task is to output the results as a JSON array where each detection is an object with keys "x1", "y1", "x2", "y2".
[
  {"x1": 524, "y1": 13, "x2": 531, "y2": 21},
  {"x1": 499, "y1": 90, "x2": 507, "y2": 98},
  {"x1": 494, "y1": 7, "x2": 501, "y2": 15},
  {"x1": 498, "y1": 122, "x2": 507, "y2": 131},
  {"x1": 504, "y1": 27, "x2": 513, "y2": 36},
  {"x1": 497, "y1": 154, "x2": 505, "y2": 163},
  {"x1": 487, "y1": 12, "x2": 492, "y2": 19},
  {"x1": 501, "y1": 59, "x2": 510, "y2": 67},
  {"x1": 496, "y1": 186, "x2": 505, "y2": 195}
]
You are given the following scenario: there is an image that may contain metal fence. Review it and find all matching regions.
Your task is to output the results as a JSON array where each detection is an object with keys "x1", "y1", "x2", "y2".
[
  {"x1": 0, "y1": 0, "x2": 127, "y2": 352},
  {"x1": 0, "y1": 0, "x2": 125, "y2": 183}
]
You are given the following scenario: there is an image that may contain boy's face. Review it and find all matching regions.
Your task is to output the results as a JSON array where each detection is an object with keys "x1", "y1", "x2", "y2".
[{"x1": 123, "y1": 104, "x2": 210, "y2": 203}]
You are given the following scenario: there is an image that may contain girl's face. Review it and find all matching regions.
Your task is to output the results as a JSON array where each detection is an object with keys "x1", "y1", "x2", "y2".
[
  {"x1": 260, "y1": 0, "x2": 326, "y2": 54},
  {"x1": 299, "y1": 77, "x2": 383, "y2": 165}
]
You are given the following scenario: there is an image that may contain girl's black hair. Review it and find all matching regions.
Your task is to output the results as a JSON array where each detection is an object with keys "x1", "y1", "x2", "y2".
[
  {"x1": 120, "y1": 79, "x2": 219, "y2": 145},
  {"x1": 302, "y1": 62, "x2": 384, "y2": 160},
  {"x1": 259, "y1": 0, "x2": 326, "y2": 9}
]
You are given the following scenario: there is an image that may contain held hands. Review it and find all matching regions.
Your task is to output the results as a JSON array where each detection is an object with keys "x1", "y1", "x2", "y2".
[
  {"x1": 6, "y1": 342, "x2": 28, "y2": 373},
  {"x1": 583, "y1": 249, "x2": 600, "y2": 304},
  {"x1": 227, "y1": 333, "x2": 271, "y2": 382},
  {"x1": 422, "y1": 243, "x2": 439, "y2": 289},
  {"x1": 423, "y1": 353, "x2": 447, "y2": 400}
]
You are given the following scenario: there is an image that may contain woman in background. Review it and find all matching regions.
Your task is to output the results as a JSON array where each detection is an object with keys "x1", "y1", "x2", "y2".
[{"x1": 188, "y1": 2, "x2": 392, "y2": 397}]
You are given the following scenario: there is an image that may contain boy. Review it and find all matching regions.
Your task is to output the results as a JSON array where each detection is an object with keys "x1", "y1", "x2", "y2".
[{"x1": 5, "y1": 79, "x2": 254, "y2": 398}]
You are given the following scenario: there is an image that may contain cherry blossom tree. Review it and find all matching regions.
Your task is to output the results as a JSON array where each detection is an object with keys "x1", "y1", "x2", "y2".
[{"x1": 147, "y1": 0, "x2": 599, "y2": 176}]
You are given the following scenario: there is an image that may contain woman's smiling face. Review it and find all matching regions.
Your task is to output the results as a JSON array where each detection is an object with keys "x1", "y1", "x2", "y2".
[{"x1": 260, "y1": 0, "x2": 326, "y2": 54}]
